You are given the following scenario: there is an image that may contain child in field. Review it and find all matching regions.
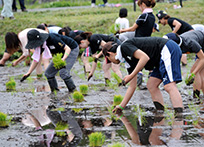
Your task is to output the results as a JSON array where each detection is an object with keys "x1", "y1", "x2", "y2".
[{"x1": 102, "y1": 37, "x2": 184, "y2": 114}]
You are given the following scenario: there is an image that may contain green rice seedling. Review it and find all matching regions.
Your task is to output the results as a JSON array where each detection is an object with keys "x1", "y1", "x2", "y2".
[
  {"x1": 97, "y1": 61, "x2": 101, "y2": 69},
  {"x1": 113, "y1": 95, "x2": 123, "y2": 106},
  {"x1": 0, "y1": 112, "x2": 12, "y2": 128},
  {"x1": 72, "y1": 91, "x2": 84, "y2": 102},
  {"x1": 6, "y1": 77, "x2": 16, "y2": 91},
  {"x1": 108, "y1": 142, "x2": 125, "y2": 147},
  {"x1": 185, "y1": 73, "x2": 195, "y2": 86},
  {"x1": 51, "y1": 107, "x2": 65, "y2": 112},
  {"x1": 53, "y1": 53, "x2": 66, "y2": 70},
  {"x1": 112, "y1": 73, "x2": 122, "y2": 85},
  {"x1": 88, "y1": 132, "x2": 105, "y2": 147},
  {"x1": 72, "y1": 108, "x2": 83, "y2": 113},
  {"x1": 55, "y1": 121, "x2": 68, "y2": 137},
  {"x1": 88, "y1": 57, "x2": 94, "y2": 62},
  {"x1": 79, "y1": 84, "x2": 89, "y2": 95}
]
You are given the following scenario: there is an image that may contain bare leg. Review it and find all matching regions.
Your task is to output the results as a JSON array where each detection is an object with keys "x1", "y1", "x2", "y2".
[
  {"x1": 181, "y1": 54, "x2": 187, "y2": 66},
  {"x1": 164, "y1": 82, "x2": 183, "y2": 108},
  {"x1": 42, "y1": 57, "x2": 50, "y2": 71},
  {"x1": 81, "y1": 52, "x2": 91, "y2": 73},
  {"x1": 147, "y1": 77, "x2": 164, "y2": 106},
  {"x1": 102, "y1": 60, "x2": 111, "y2": 79},
  {"x1": 111, "y1": 63, "x2": 122, "y2": 79},
  {"x1": 0, "y1": 52, "x2": 11, "y2": 65}
]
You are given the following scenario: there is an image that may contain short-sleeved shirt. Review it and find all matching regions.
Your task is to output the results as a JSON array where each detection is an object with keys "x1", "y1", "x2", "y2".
[
  {"x1": 69, "y1": 30, "x2": 84, "y2": 39},
  {"x1": 180, "y1": 30, "x2": 204, "y2": 54},
  {"x1": 135, "y1": 12, "x2": 155, "y2": 37},
  {"x1": 121, "y1": 37, "x2": 168, "y2": 72},
  {"x1": 89, "y1": 34, "x2": 120, "y2": 54},
  {"x1": 167, "y1": 17, "x2": 193, "y2": 35},
  {"x1": 115, "y1": 17, "x2": 129, "y2": 30},
  {"x1": 46, "y1": 33, "x2": 78, "y2": 55},
  {"x1": 48, "y1": 26, "x2": 62, "y2": 34}
]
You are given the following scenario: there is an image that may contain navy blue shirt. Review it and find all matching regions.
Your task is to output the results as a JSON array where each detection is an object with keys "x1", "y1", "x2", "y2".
[
  {"x1": 135, "y1": 12, "x2": 155, "y2": 37},
  {"x1": 168, "y1": 17, "x2": 193, "y2": 35},
  {"x1": 69, "y1": 30, "x2": 84, "y2": 39},
  {"x1": 46, "y1": 33, "x2": 78, "y2": 54}
]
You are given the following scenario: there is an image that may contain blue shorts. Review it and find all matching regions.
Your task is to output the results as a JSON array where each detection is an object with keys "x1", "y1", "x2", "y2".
[
  {"x1": 150, "y1": 40, "x2": 182, "y2": 85},
  {"x1": 83, "y1": 46, "x2": 92, "y2": 57}
]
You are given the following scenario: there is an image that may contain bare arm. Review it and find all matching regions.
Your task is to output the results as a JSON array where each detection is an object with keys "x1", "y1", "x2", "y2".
[
  {"x1": 62, "y1": 45, "x2": 71, "y2": 61},
  {"x1": 191, "y1": 50, "x2": 204, "y2": 74},
  {"x1": 172, "y1": 20, "x2": 181, "y2": 34},
  {"x1": 120, "y1": 23, "x2": 138, "y2": 33},
  {"x1": 123, "y1": 49, "x2": 150, "y2": 84},
  {"x1": 12, "y1": 54, "x2": 28, "y2": 66}
]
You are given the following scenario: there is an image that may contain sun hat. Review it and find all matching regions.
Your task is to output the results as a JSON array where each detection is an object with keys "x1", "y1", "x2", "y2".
[
  {"x1": 163, "y1": 33, "x2": 182, "y2": 46},
  {"x1": 25, "y1": 29, "x2": 49, "y2": 49},
  {"x1": 102, "y1": 42, "x2": 118, "y2": 63},
  {"x1": 156, "y1": 10, "x2": 167, "y2": 23},
  {"x1": 153, "y1": 23, "x2": 160, "y2": 32}
]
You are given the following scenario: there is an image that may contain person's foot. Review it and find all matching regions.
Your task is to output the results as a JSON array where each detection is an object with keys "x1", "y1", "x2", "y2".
[
  {"x1": 91, "y1": 3, "x2": 97, "y2": 8},
  {"x1": 22, "y1": 9, "x2": 28, "y2": 12},
  {"x1": 12, "y1": 9, "x2": 17, "y2": 12},
  {"x1": 0, "y1": 16, "x2": 5, "y2": 20},
  {"x1": 9, "y1": 16, "x2": 15, "y2": 20}
]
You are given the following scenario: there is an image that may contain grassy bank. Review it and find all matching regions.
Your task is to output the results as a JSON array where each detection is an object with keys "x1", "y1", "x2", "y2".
[{"x1": 0, "y1": 0, "x2": 204, "y2": 54}]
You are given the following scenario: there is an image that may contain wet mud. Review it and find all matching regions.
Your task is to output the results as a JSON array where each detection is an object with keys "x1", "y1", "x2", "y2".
[{"x1": 0, "y1": 57, "x2": 204, "y2": 147}]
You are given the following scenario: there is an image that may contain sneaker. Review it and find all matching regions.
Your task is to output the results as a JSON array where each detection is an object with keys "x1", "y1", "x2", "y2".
[
  {"x1": 91, "y1": 3, "x2": 97, "y2": 8},
  {"x1": 22, "y1": 9, "x2": 28, "y2": 12}
]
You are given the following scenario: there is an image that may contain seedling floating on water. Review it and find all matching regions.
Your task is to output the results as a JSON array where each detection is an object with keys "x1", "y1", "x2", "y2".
[
  {"x1": 113, "y1": 95, "x2": 123, "y2": 106},
  {"x1": 0, "y1": 112, "x2": 12, "y2": 128},
  {"x1": 55, "y1": 121, "x2": 69, "y2": 137},
  {"x1": 53, "y1": 53, "x2": 66, "y2": 69},
  {"x1": 72, "y1": 91, "x2": 84, "y2": 102},
  {"x1": 88, "y1": 132, "x2": 105, "y2": 147},
  {"x1": 79, "y1": 84, "x2": 88, "y2": 95},
  {"x1": 108, "y1": 142, "x2": 125, "y2": 147},
  {"x1": 6, "y1": 77, "x2": 16, "y2": 91}
]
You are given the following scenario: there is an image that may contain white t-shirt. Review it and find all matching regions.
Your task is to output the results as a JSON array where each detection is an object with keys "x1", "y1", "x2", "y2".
[
  {"x1": 18, "y1": 28, "x2": 48, "y2": 56},
  {"x1": 115, "y1": 17, "x2": 129, "y2": 31},
  {"x1": 192, "y1": 24, "x2": 204, "y2": 33}
]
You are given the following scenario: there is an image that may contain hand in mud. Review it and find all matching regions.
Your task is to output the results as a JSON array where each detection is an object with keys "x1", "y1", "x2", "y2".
[
  {"x1": 87, "y1": 73, "x2": 93, "y2": 81},
  {"x1": 20, "y1": 73, "x2": 30, "y2": 82},
  {"x1": 185, "y1": 73, "x2": 195, "y2": 86},
  {"x1": 12, "y1": 61, "x2": 18, "y2": 67},
  {"x1": 112, "y1": 105, "x2": 123, "y2": 114}
]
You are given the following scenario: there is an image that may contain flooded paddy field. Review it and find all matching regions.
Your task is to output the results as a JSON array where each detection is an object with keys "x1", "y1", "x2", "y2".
[{"x1": 0, "y1": 57, "x2": 204, "y2": 147}]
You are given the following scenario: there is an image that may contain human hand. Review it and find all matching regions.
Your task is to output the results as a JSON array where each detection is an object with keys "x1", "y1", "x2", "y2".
[
  {"x1": 20, "y1": 73, "x2": 30, "y2": 82},
  {"x1": 12, "y1": 61, "x2": 18, "y2": 67},
  {"x1": 185, "y1": 73, "x2": 195, "y2": 86},
  {"x1": 112, "y1": 105, "x2": 124, "y2": 114}
]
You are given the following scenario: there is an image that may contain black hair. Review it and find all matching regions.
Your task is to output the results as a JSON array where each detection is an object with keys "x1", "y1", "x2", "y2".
[
  {"x1": 5, "y1": 32, "x2": 21, "y2": 54},
  {"x1": 119, "y1": 8, "x2": 128, "y2": 18},
  {"x1": 37, "y1": 24, "x2": 46, "y2": 30}
]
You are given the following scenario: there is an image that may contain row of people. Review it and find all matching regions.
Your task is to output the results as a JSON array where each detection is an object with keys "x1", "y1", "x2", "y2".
[{"x1": 1, "y1": 0, "x2": 203, "y2": 115}]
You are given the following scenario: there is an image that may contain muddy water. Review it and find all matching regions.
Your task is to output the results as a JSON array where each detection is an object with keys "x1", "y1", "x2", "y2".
[{"x1": 0, "y1": 58, "x2": 204, "y2": 147}]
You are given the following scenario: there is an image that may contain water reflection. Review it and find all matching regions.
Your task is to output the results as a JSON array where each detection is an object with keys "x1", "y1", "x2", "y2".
[
  {"x1": 116, "y1": 113, "x2": 183, "y2": 146},
  {"x1": 22, "y1": 105, "x2": 82, "y2": 147}
]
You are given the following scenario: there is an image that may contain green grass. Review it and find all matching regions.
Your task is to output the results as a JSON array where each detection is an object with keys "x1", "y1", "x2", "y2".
[{"x1": 0, "y1": 0, "x2": 204, "y2": 55}]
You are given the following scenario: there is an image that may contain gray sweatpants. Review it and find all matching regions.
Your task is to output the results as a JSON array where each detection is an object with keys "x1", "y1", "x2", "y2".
[{"x1": 45, "y1": 46, "x2": 79, "y2": 80}]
